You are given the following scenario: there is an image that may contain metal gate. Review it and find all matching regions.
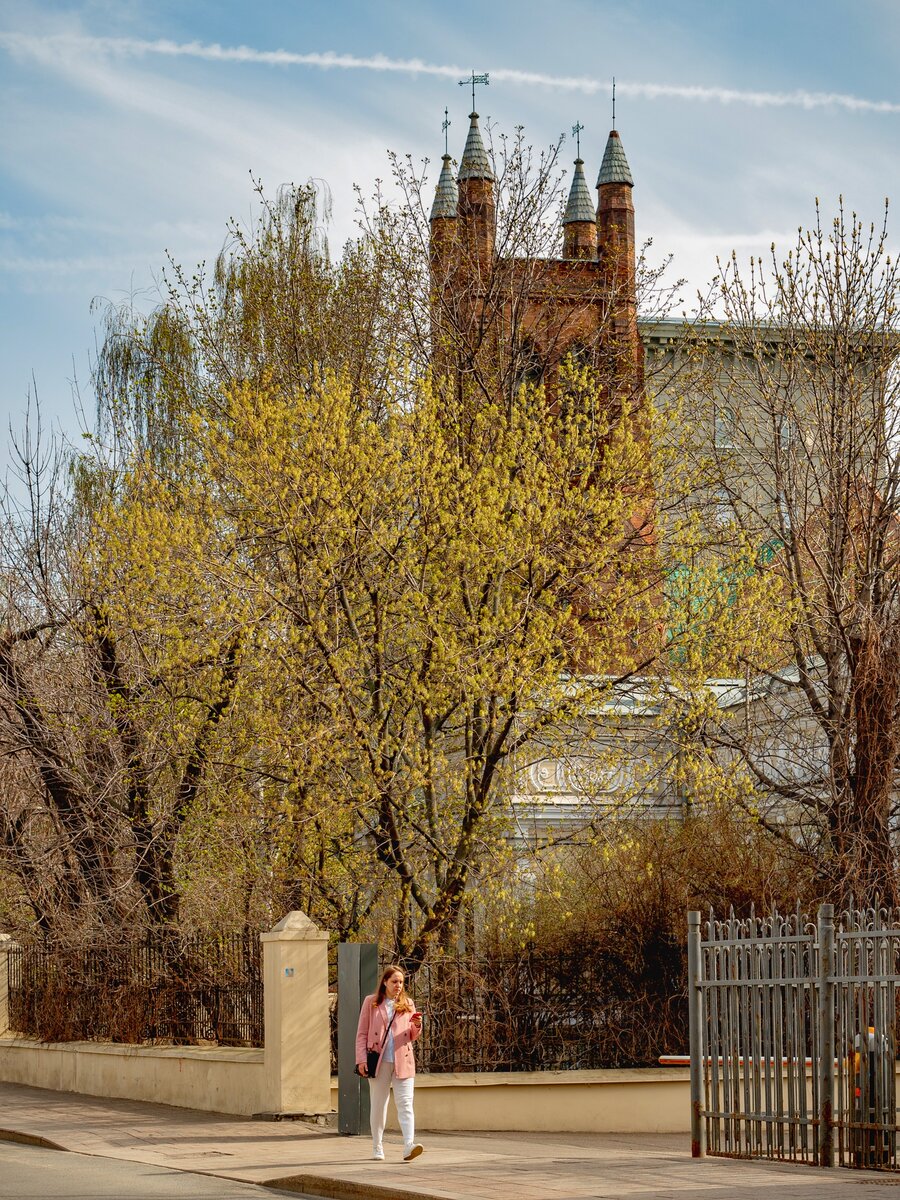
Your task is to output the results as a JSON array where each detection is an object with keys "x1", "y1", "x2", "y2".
[{"x1": 688, "y1": 905, "x2": 900, "y2": 1170}]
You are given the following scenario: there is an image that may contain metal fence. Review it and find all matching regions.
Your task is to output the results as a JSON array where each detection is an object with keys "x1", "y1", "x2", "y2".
[
  {"x1": 688, "y1": 905, "x2": 900, "y2": 1171},
  {"x1": 10, "y1": 934, "x2": 688, "y2": 1070},
  {"x1": 8, "y1": 932, "x2": 263, "y2": 1046},
  {"x1": 332, "y1": 947, "x2": 688, "y2": 1073}
]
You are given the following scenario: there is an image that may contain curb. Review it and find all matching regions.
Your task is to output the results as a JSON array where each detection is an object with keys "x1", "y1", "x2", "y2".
[
  {"x1": 264, "y1": 1172, "x2": 439, "y2": 1200},
  {"x1": 0, "y1": 1126, "x2": 439, "y2": 1200},
  {"x1": 0, "y1": 1128, "x2": 68, "y2": 1152}
]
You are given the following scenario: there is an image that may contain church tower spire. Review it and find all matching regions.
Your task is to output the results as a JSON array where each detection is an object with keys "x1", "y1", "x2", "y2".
[
  {"x1": 431, "y1": 110, "x2": 458, "y2": 227},
  {"x1": 429, "y1": 113, "x2": 459, "y2": 368},
  {"x1": 430, "y1": 153, "x2": 458, "y2": 223},
  {"x1": 563, "y1": 123, "x2": 597, "y2": 260},
  {"x1": 430, "y1": 149, "x2": 458, "y2": 286},
  {"x1": 457, "y1": 110, "x2": 495, "y2": 276},
  {"x1": 596, "y1": 124, "x2": 638, "y2": 374},
  {"x1": 458, "y1": 110, "x2": 493, "y2": 182}
]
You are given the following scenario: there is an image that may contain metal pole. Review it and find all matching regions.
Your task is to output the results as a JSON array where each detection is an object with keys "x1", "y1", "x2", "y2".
[
  {"x1": 687, "y1": 910, "x2": 706, "y2": 1158},
  {"x1": 337, "y1": 942, "x2": 378, "y2": 1136},
  {"x1": 817, "y1": 903, "x2": 835, "y2": 1168}
]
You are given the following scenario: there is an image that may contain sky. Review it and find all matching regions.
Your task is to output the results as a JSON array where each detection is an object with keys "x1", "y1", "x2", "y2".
[{"x1": 2, "y1": 0, "x2": 900, "y2": 474}]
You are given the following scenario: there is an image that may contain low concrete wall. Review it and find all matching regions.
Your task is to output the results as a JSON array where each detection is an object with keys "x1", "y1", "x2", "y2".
[
  {"x1": 0, "y1": 1033, "x2": 691, "y2": 1130},
  {"x1": 0, "y1": 1037, "x2": 266, "y2": 1116},
  {"x1": 330, "y1": 1067, "x2": 694, "y2": 1134}
]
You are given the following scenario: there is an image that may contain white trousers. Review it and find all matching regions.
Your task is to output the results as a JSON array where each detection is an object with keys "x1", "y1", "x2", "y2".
[{"x1": 368, "y1": 1061, "x2": 415, "y2": 1151}]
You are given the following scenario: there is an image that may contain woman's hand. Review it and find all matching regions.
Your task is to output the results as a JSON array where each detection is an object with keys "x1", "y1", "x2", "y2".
[
  {"x1": 357, "y1": 1062, "x2": 368, "y2": 1077},
  {"x1": 410, "y1": 1011, "x2": 422, "y2": 1032}
]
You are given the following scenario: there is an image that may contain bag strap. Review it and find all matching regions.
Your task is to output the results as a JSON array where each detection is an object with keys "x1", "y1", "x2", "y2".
[{"x1": 377, "y1": 1004, "x2": 399, "y2": 1050}]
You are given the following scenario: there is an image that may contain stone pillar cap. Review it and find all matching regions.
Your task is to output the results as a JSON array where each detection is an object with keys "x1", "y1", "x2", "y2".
[{"x1": 261, "y1": 911, "x2": 329, "y2": 941}]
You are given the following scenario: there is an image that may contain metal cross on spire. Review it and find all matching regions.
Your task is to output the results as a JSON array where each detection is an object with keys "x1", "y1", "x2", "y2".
[
  {"x1": 612, "y1": 77, "x2": 616, "y2": 129},
  {"x1": 572, "y1": 121, "x2": 584, "y2": 158},
  {"x1": 458, "y1": 70, "x2": 489, "y2": 111},
  {"x1": 442, "y1": 107, "x2": 451, "y2": 155}
]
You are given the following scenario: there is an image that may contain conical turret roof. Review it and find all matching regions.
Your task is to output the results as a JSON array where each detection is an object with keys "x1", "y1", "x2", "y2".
[
  {"x1": 430, "y1": 154, "x2": 458, "y2": 220},
  {"x1": 458, "y1": 112, "x2": 494, "y2": 181},
  {"x1": 563, "y1": 158, "x2": 595, "y2": 224},
  {"x1": 596, "y1": 130, "x2": 633, "y2": 187}
]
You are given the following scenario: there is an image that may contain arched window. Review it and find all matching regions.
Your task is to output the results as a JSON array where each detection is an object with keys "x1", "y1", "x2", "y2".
[
  {"x1": 558, "y1": 341, "x2": 600, "y2": 428},
  {"x1": 713, "y1": 486, "x2": 734, "y2": 526},
  {"x1": 778, "y1": 415, "x2": 796, "y2": 450},
  {"x1": 714, "y1": 406, "x2": 736, "y2": 449},
  {"x1": 562, "y1": 341, "x2": 592, "y2": 370},
  {"x1": 514, "y1": 338, "x2": 546, "y2": 394}
]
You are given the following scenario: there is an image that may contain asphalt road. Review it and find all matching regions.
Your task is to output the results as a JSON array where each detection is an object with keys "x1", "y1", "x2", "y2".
[{"x1": 0, "y1": 1140, "x2": 305, "y2": 1199}]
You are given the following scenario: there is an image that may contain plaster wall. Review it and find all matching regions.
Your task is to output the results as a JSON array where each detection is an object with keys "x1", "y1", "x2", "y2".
[
  {"x1": 0, "y1": 1037, "x2": 266, "y2": 1115},
  {"x1": 337, "y1": 1067, "x2": 693, "y2": 1134},
  {"x1": 0, "y1": 1036, "x2": 693, "y2": 1130}
]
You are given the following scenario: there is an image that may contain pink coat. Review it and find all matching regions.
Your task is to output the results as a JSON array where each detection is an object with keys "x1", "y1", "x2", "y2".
[{"x1": 355, "y1": 994, "x2": 421, "y2": 1079}]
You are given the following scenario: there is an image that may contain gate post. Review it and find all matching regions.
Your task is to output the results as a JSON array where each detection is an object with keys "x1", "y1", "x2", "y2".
[
  {"x1": 817, "y1": 903, "x2": 835, "y2": 1168},
  {"x1": 687, "y1": 910, "x2": 706, "y2": 1158},
  {"x1": 260, "y1": 911, "x2": 331, "y2": 1116},
  {"x1": 337, "y1": 943, "x2": 378, "y2": 1136},
  {"x1": 0, "y1": 935, "x2": 19, "y2": 1035}
]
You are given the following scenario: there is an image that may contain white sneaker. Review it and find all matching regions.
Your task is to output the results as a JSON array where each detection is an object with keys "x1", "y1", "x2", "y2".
[
  {"x1": 403, "y1": 1143, "x2": 424, "y2": 1161},
  {"x1": 372, "y1": 1146, "x2": 385, "y2": 1161}
]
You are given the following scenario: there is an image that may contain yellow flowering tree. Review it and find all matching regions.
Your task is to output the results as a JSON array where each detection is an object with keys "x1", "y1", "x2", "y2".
[{"x1": 132, "y1": 356, "x2": 653, "y2": 961}]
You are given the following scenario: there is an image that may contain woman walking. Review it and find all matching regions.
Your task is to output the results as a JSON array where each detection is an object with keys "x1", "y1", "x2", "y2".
[{"x1": 356, "y1": 964, "x2": 423, "y2": 1162}]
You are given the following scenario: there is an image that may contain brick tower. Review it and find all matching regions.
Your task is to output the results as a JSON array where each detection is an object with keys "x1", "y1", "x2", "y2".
[
  {"x1": 596, "y1": 128, "x2": 641, "y2": 381},
  {"x1": 428, "y1": 110, "x2": 643, "y2": 406}
]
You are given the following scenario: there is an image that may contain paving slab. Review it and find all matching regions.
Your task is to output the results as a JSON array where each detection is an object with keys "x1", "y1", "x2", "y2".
[{"x1": 2, "y1": 1081, "x2": 900, "y2": 1198}]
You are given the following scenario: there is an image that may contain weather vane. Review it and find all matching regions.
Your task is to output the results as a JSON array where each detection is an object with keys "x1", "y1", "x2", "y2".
[
  {"x1": 442, "y1": 107, "x2": 451, "y2": 155},
  {"x1": 612, "y1": 77, "x2": 616, "y2": 129},
  {"x1": 459, "y1": 70, "x2": 489, "y2": 111},
  {"x1": 572, "y1": 121, "x2": 584, "y2": 158}
]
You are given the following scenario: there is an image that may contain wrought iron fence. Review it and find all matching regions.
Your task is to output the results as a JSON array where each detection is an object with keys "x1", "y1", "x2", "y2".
[
  {"x1": 8, "y1": 932, "x2": 262, "y2": 1047},
  {"x1": 331, "y1": 946, "x2": 688, "y2": 1073},
  {"x1": 10, "y1": 933, "x2": 688, "y2": 1069},
  {"x1": 688, "y1": 905, "x2": 900, "y2": 1172}
]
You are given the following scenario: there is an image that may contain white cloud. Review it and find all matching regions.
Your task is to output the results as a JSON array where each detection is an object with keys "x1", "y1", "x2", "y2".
[
  {"x1": 0, "y1": 253, "x2": 176, "y2": 274},
  {"x1": 0, "y1": 30, "x2": 392, "y2": 259},
  {"x1": 0, "y1": 211, "x2": 219, "y2": 238},
  {"x1": 660, "y1": 229, "x2": 800, "y2": 253}
]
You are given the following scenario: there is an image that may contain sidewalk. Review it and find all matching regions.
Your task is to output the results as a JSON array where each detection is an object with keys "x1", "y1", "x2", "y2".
[{"x1": 2, "y1": 1081, "x2": 900, "y2": 1198}]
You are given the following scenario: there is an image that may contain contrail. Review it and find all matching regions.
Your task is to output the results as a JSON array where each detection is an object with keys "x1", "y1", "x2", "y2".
[{"x1": 2, "y1": 31, "x2": 899, "y2": 115}]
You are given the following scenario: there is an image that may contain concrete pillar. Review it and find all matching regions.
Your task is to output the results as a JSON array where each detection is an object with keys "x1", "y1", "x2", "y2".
[
  {"x1": 0, "y1": 934, "x2": 19, "y2": 1036},
  {"x1": 260, "y1": 911, "x2": 331, "y2": 1115}
]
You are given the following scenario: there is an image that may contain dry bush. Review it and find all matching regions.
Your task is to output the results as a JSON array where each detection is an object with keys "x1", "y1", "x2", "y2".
[{"x1": 471, "y1": 808, "x2": 820, "y2": 1064}]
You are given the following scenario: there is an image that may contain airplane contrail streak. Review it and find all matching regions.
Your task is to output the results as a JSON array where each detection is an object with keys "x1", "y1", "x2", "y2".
[{"x1": 1, "y1": 33, "x2": 898, "y2": 115}]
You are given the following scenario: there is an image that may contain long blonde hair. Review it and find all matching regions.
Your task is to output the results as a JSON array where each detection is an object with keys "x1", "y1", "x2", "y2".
[{"x1": 373, "y1": 964, "x2": 413, "y2": 1013}]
